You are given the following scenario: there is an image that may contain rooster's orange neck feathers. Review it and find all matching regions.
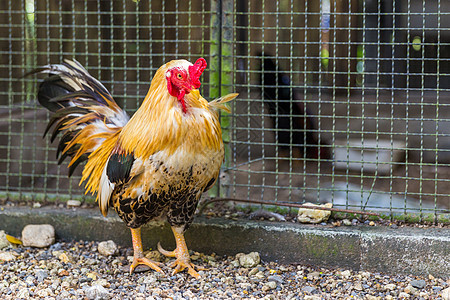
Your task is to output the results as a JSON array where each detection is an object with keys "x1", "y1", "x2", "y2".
[{"x1": 117, "y1": 60, "x2": 222, "y2": 160}]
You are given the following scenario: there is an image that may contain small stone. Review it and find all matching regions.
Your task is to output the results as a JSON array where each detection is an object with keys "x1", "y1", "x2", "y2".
[
  {"x1": 267, "y1": 275, "x2": 283, "y2": 284},
  {"x1": 98, "y1": 240, "x2": 118, "y2": 256},
  {"x1": 85, "y1": 284, "x2": 110, "y2": 300},
  {"x1": 248, "y1": 268, "x2": 259, "y2": 276},
  {"x1": 231, "y1": 260, "x2": 240, "y2": 268},
  {"x1": 297, "y1": 203, "x2": 332, "y2": 224},
  {"x1": 398, "y1": 292, "x2": 410, "y2": 298},
  {"x1": 410, "y1": 279, "x2": 426, "y2": 289},
  {"x1": 33, "y1": 202, "x2": 41, "y2": 208},
  {"x1": 79, "y1": 276, "x2": 93, "y2": 283},
  {"x1": 190, "y1": 254, "x2": 200, "y2": 261},
  {"x1": 404, "y1": 284, "x2": 417, "y2": 294},
  {"x1": 369, "y1": 221, "x2": 375, "y2": 226},
  {"x1": 25, "y1": 275, "x2": 35, "y2": 285},
  {"x1": 279, "y1": 266, "x2": 289, "y2": 272},
  {"x1": 432, "y1": 286, "x2": 442, "y2": 292},
  {"x1": 236, "y1": 252, "x2": 260, "y2": 268},
  {"x1": 36, "y1": 288, "x2": 52, "y2": 297},
  {"x1": 354, "y1": 282, "x2": 363, "y2": 291},
  {"x1": 93, "y1": 279, "x2": 110, "y2": 288},
  {"x1": 145, "y1": 250, "x2": 163, "y2": 262},
  {"x1": 361, "y1": 271, "x2": 371, "y2": 278},
  {"x1": 87, "y1": 272, "x2": 98, "y2": 281},
  {"x1": 442, "y1": 287, "x2": 450, "y2": 300},
  {"x1": 60, "y1": 291, "x2": 71, "y2": 298},
  {"x1": 419, "y1": 291, "x2": 428, "y2": 297},
  {"x1": 67, "y1": 200, "x2": 82, "y2": 207},
  {"x1": 304, "y1": 296, "x2": 321, "y2": 300},
  {"x1": 340, "y1": 270, "x2": 351, "y2": 278},
  {"x1": 342, "y1": 219, "x2": 352, "y2": 226},
  {"x1": 265, "y1": 281, "x2": 277, "y2": 290},
  {"x1": 332, "y1": 221, "x2": 341, "y2": 227},
  {"x1": 385, "y1": 283, "x2": 396, "y2": 291},
  {"x1": 0, "y1": 252, "x2": 16, "y2": 262},
  {"x1": 35, "y1": 269, "x2": 48, "y2": 282},
  {"x1": 307, "y1": 272, "x2": 320, "y2": 280},
  {"x1": 59, "y1": 253, "x2": 70, "y2": 263},
  {"x1": 21, "y1": 224, "x2": 55, "y2": 248},
  {"x1": 302, "y1": 286, "x2": 317, "y2": 294},
  {"x1": 0, "y1": 231, "x2": 11, "y2": 250},
  {"x1": 58, "y1": 269, "x2": 69, "y2": 276},
  {"x1": 16, "y1": 288, "x2": 30, "y2": 298}
]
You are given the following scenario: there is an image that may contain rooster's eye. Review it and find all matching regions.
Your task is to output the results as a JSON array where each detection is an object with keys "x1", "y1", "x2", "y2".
[{"x1": 177, "y1": 73, "x2": 183, "y2": 79}]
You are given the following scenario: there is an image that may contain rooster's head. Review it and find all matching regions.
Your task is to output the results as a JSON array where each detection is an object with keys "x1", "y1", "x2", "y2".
[{"x1": 166, "y1": 58, "x2": 207, "y2": 112}]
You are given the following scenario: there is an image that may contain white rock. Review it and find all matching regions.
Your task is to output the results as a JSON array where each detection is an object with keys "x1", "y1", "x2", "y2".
[
  {"x1": 442, "y1": 287, "x2": 450, "y2": 300},
  {"x1": 67, "y1": 200, "x2": 82, "y2": 207},
  {"x1": 398, "y1": 292, "x2": 410, "y2": 298},
  {"x1": 236, "y1": 252, "x2": 260, "y2": 268},
  {"x1": 342, "y1": 219, "x2": 352, "y2": 226},
  {"x1": 0, "y1": 231, "x2": 11, "y2": 250},
  {"x1": 404, "y1": 284, "x2": 417, "y2": 294},
  {"x1": 97, "y1": 240, "x2": 118, "y2": 256},
  {"x1": 265, "y1": 281, "x2": 277, "y2": 290},
  {"x1": 304, "y1": 296, "x2": 321, "y2": 300},
  {"x1": 340, "y1": 270, "x2": 351, "y2": 278},
  {"x1": 249, "y1": 267, "x2": 259, "y2": 276},
  {"x1": 85, "y1": 284, "x2": 110, "y2": 300},
  {"x1": 16, "y1": 288, "x2": 30, "y2": 298},
  {"x1": 0, "y1": 252, "x2": 16, "y2": 262},
  {"x1": 93, "y1": 279, "x2": 110, "y2": 288},
  {"x1": 22, "y1": 224, "x2": 55, "y2": 248},
  {"x1": 59, "y1": 291, "x2": 71, "y2": 298},
  {"x1": 307, "y1": 271, "x2": 320, "y2": 280},
  {"x1": 297, "y1": 203, "x2": 332, "y2": 223},
  {"x1": 36, "y1": 288, "x2": 52, "y2": 297},
  {"x1": 385, "y1": 283, "x2": 396, "y2": 291}
]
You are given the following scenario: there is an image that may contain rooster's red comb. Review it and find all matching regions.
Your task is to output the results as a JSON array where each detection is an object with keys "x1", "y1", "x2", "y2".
[{"x1": 189, "y1": 58, "x2": 207, "y2": 89}]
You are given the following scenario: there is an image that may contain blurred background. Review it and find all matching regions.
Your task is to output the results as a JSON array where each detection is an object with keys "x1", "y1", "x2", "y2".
[{"x1": 0, "y1": 0, "x2": 448, "y2": 222}]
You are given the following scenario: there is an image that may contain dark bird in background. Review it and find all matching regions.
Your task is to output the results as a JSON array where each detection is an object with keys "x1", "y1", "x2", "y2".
[{"x1": 258, "y1": 52, "x2": 329, "y2": 159}]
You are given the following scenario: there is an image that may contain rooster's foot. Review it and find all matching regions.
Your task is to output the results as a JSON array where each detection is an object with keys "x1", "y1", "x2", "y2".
[
  {"x1": 129, "y1": 256, "x2": 164, "y2": 275},
  {"x1": 157, "y1": 241, "x2": 205, "y2": 278}
]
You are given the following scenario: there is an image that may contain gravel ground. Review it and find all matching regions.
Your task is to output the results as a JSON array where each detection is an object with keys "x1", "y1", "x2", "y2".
[{"x1": 0, "y1": 240, "x2": 449, "y2": 300}]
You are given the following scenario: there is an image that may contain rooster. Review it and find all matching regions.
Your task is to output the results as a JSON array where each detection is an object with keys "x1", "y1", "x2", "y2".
[{"x1": 31, "y1": 58, "x2": 238, "y2": 278}]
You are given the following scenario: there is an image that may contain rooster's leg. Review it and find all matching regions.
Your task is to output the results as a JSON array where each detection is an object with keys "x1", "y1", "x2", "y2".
[
  {"x1": 129, "y1": 227, "x2": 164, "y2": 275},
  {"x1": 157, "y1": 226, "x2": 205, "y2": 278}
]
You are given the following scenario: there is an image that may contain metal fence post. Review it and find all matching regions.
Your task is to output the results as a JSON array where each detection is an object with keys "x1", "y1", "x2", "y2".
[{"x1": 210, "y1": 0, "x2": 234, "y2": 197}]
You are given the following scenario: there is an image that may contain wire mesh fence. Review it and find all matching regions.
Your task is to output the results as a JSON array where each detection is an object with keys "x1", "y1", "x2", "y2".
[{"x1": 0, "y1": 0, "x2": 448, "y2": 222}]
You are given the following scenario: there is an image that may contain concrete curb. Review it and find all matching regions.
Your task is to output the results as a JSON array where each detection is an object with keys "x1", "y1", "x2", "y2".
[{"x1": 0, "y1": 206, "x2": 448, "y2": 279}]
